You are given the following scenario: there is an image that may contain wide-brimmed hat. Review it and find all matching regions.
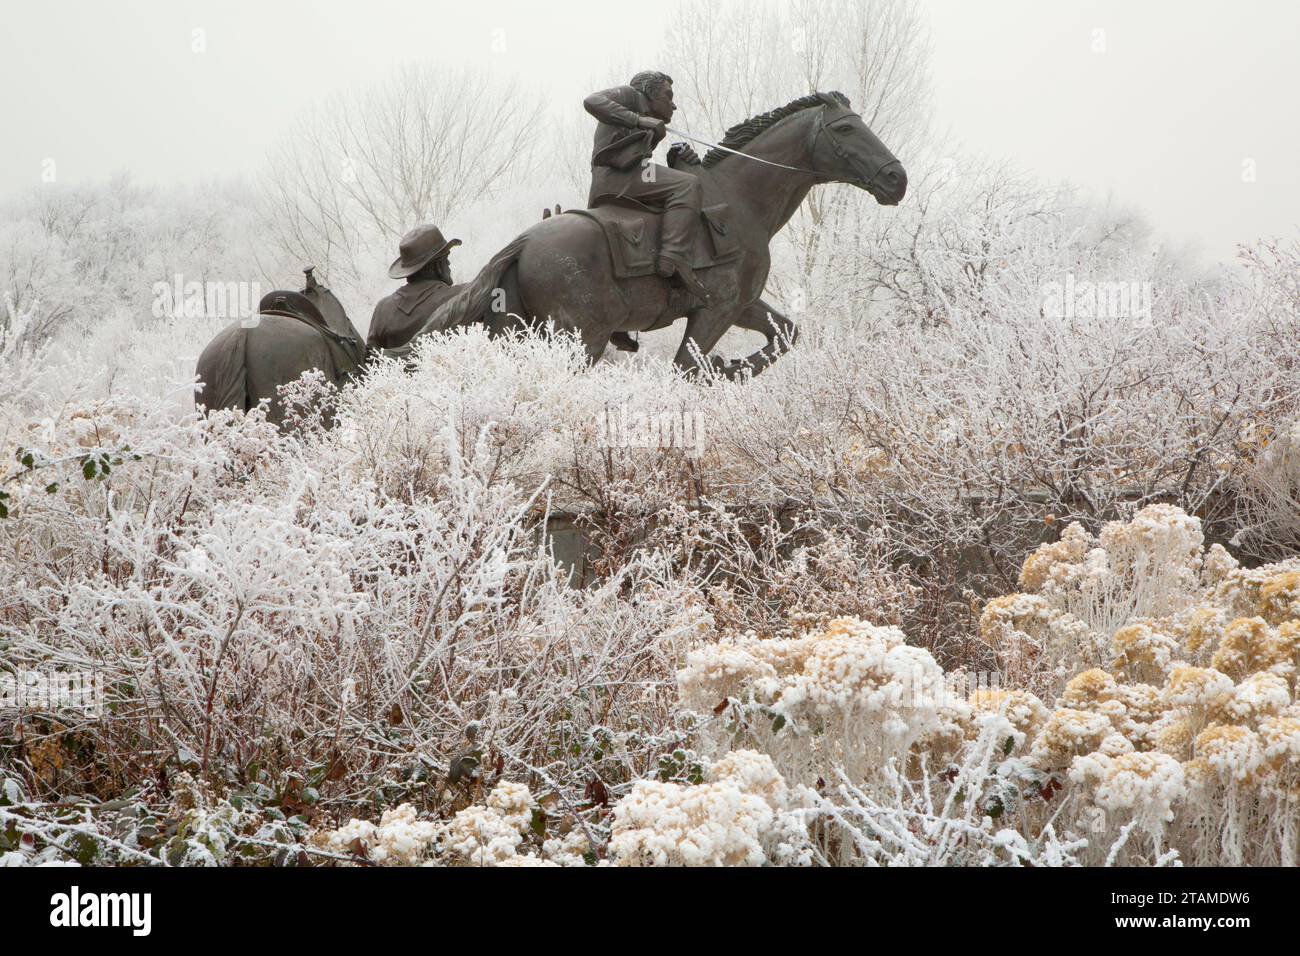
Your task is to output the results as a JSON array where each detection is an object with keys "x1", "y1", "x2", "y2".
[{"x1": 388, "y1": 225, "x2": 462, "y2": 279}]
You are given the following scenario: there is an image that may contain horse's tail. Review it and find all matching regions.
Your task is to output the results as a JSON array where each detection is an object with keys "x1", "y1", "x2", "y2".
[
  {"x1": 384, "y1": 233, "x2": 529, "y2": 361},
  {"x1": 194, "y1": 323, "x2": 251, "y2": 414}
]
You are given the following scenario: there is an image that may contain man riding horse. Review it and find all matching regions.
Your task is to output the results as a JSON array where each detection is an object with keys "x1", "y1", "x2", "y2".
[
  {"x1": 584, "y1": 71, "x2": 709, "y2": 302},
  {"x1": 367, "y1": 224, "x2": 463, "y2": 350},
  {"x1": 199, "y1": 74, "x2": 909, "y2": 434},
  {"x1": 396, "y1": 83, "x2": 905, "y2": 379}
]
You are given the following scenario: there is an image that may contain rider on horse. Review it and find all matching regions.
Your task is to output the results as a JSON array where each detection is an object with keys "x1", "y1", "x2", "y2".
[
  {"x1": 368, "y1": 224, "x2": 463, "y2": 350},
  {"x1": 584, "y1": 71, "x2": 709, "y2": 302}
]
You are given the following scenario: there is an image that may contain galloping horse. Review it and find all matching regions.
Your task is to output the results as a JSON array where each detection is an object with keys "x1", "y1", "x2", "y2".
[{"x1": 413, "y1": 92, "x2": 906, "y2": 378}]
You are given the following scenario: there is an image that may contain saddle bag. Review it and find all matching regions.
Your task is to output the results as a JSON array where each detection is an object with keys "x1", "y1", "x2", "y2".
[
  {"x1": 570, "y1": 200, "x2": 742, "y2": 281},
  {"x1": 700, "y1": 204, "x2": 739, "y2": 260}
]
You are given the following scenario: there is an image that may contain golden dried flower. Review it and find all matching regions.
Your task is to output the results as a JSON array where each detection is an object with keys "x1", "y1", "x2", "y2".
[
  {"x1": 1211, "y1": 617, "x2": 1280, "y2": 681},
  {"x1": 1060, "y1": 669, "x2": 1118, "y2": 708},
  {"x1": 1111, "y1": 623, "x2": 1178, "y2": 684},
  {"x1": 1163, "y1": 666, "x2": 1234, "y2": 710},
  {"x1": 1193, "y1": 724, "x2": 1263, "y2": 784},
  {"x1": 1032, "y1": 707, "x2": 1112, "y2": 764}
]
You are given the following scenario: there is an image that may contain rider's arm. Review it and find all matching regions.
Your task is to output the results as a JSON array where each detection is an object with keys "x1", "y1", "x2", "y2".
[{"x1": 584, "y1": 87, "x2": 648, "y2": 129}]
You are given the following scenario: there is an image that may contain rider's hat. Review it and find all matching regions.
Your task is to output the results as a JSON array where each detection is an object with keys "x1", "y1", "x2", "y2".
[{"x1": 388, "y1": 225, "x2": 462, "y2": 279}]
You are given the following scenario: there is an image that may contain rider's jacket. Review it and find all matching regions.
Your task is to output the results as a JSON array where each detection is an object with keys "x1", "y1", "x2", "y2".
[{"x1": 583, "y1": 85, "x2": 666, "y2": 171}]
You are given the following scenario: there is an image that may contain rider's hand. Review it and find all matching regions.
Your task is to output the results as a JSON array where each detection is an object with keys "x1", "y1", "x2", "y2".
[
  {"x1": 668, "y1": 142, "x2": 700, "y2": 167},
  {"x1": 637, "y1": 116, "x2": 666, "y2": 133}
]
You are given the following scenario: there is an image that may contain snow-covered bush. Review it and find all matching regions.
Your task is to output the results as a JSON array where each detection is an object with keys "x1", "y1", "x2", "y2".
[
  {"x1": 996, "y1": 508, "x2": 1300, "y2": 864},
  {"x1": 0, "y1": 156, "x2": 1295, "y2": 867},
  {"x1": 606, "y1": 750, "x2": 813, "y2": 866},
  {"x1": 980, "y1": 504, "x2": 1211, "y2": 692},
  {"x1": 679, "y1": 617, "x2": 947, "y2": 783}
]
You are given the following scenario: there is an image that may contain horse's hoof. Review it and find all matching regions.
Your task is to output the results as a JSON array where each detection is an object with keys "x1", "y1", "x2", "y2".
[{"x1": 713, "y1": 357, "x2": 754, "y2": 380}]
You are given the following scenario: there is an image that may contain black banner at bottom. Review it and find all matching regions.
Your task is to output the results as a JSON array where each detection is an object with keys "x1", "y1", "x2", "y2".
[{"x1": 1, "y1": 865, "x2": 1276, "y2": 941}]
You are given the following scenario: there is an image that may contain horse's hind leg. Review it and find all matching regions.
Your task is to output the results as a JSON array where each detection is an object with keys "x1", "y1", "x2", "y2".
[
  {"x1": 515, "y1": 219, "x2": 625, "y2": 365},
  {"x1": 511, "y1": 279, "x2": 615, "y2": 367}
]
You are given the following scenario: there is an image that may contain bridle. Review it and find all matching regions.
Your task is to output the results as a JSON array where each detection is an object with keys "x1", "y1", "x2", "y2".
[
  {"x1": 810, "y1": 109, "x2": 902, "y2": 193},
  {"x1": 665, "y1": 106, "x2": 900, "y2": 194}
]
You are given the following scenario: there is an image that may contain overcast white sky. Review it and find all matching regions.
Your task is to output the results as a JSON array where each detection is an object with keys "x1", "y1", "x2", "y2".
[{"x1": 2, "y1": 0, "x2": 1295, "y2": 261}]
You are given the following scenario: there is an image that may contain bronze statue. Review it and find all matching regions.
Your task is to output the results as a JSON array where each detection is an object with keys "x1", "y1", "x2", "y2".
[
  {"x1": 196, "y1": 86, "x2": 908, "y2": 432},
  {"x1": 407, "y1": 90, "x2": 906, "y2": 379},
  {"x1": 367, "y1": 225, "x2": 464, "y2": 350},
  {"x1": 195, "y1": 268, "x2": 366, "y2": 427},
  {"x1": 584, "y1": 71, "x2": 708, "y2": 300}
]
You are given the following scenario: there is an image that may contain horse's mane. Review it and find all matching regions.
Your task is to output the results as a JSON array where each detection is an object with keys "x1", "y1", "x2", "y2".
[{"x1": 701, "y1": 91, "x2": 851, "y2": 168}]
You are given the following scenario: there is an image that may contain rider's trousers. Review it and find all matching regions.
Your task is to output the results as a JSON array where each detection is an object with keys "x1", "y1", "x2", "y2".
[{"x1": 588, "y1": 163, "x2": 703, "y2": 265}]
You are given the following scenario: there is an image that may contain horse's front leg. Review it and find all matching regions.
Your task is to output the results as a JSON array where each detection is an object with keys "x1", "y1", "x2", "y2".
[
  {"x1": 720, "y1": 298, "x2": 798, "y2": 378},
  {"x1": 672, "y1": 306, "x2": 741, "y2": 380}
]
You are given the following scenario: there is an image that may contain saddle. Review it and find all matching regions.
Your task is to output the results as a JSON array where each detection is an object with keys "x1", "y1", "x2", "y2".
[
  {"x1": 257, "y1": 269, "x2": 368, "y2": 379},
  {"x1": 566, "y1": 201, "x2": 741, "y2": 280}
]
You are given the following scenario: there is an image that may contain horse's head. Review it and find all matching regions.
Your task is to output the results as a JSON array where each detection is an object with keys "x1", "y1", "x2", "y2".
[{"x1": 811, "y1": 96, "x2": 907, "y2": 205}]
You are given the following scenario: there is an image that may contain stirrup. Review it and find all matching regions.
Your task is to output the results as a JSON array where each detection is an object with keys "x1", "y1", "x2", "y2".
[{"x1": 656, "y1": 255, "x2": 709, "y2": 301}]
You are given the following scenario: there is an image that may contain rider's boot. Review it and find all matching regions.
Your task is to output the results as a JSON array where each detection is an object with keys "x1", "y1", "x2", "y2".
[{"x1": 657, "y1": 203, "x2": 710, "y2": 303}]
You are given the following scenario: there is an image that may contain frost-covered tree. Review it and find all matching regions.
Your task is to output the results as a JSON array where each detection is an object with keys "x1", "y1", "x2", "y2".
[{"x1": 258, "y1": 64, "x2": 544, "y2": 290}]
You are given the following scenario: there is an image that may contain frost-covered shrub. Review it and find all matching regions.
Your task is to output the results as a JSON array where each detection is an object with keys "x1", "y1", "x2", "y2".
[
  {"x1": 0, "y1": 383, "x2": 704, "y2": 866},
  {"x1": 997, "y1": 508, "x2": 1300, "y2": 864},
  {"x1": 680, "y1": 617, "x2": 947, "y2": 784},
  {"x1": 1, "y1": 173, "x2": 1296, "y2": 868},
  {"x1": 607, "y1": 750, "x2": 813, "y2": 866},
  {"x1": 657, "y1": 510, "x2": 1300, "y2": 866},
  {"x1": 984, "y1": 505, "x2": 1218, "y2": 693},
  {"x1": 309, "y1": 780, "x2": 589, "y2": 867},
  {"x1": 311, "y1": 803, "x2": 440, "y2": 866}
]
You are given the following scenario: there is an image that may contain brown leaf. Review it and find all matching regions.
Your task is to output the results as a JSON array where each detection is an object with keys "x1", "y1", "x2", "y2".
[{"x1": 325, "y1": 751, "x2": 348, "y2": 782}]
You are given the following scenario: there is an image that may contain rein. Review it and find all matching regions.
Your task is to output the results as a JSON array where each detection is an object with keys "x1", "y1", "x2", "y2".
[
  {"x1": 666, "y1": 109, "x2": 900, "y2": 192},
  {"x1": 665, "y1": 125, "x2": 819, "y2": 174}
]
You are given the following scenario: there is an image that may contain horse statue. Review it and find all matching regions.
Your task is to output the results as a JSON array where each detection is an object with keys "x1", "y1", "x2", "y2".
[
  {"x1": 411, "y1": 91, "x2": 905, "y2": 378},
  {"x1": 194, "y1": 91, "x2": 904, "y2": 428},
  {"x1": 194, "y1": 267, "x2": 366, "y2": 427}
]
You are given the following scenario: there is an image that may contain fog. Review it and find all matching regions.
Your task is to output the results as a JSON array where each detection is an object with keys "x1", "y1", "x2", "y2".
[{"x1": 2, "y1": 0, "x2": 1296, "y2": 260}]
